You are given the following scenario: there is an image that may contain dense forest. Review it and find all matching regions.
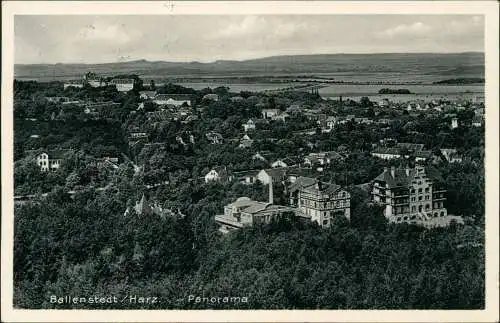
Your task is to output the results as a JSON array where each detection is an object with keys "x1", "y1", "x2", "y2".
[{"x1": 12, "y1": 79, "x2": 485, "y2": 309}]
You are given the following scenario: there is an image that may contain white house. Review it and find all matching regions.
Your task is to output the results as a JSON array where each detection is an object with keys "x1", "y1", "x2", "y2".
[
  {"x1": 243, "y1": 119, "x2": 256, "y2": 132},
  {"x1": 371, "y1": 147, "x2": 402, "y2": 160},
  {"x1": 139, "y1": 91, "x2": 157, "y2": 100},
  {"x1": 35, "y1": 150, "x2": 71, "y2": 172},
  {"x1": 153, "y1": 94, "x2": 191, "y2": 107},
  {"x1": 202, "y1": 93, "x2": 219, "y2": 102},
  {"x1": 110, "y1": 79, "x2": 135, "y2": 92},
  {"x1": 239, "y1": 134, "x2": 254, "y2": 149},
  {"x1": 204, "y1": 167, "x2": 232, "y2": 183},
  {"x1": 256, "y1": 168, "x2": 287, "y2": 185},
  {"x1": 63, "y1": 81, "x2": 84, "y2": 89},
  {"x1": 261, "y1": 109, "x2": 281, "y2": 119}
]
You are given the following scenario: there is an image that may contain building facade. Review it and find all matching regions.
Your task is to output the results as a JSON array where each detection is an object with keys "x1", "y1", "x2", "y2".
[
  {"x1": 215, "y1": 182, "x2": 294, "y2": 233},
  {"x1": 289, "y1": 177, "x2": 351, "y2": 228},
  {"x1": 372, "y1": 166, "x2": 448, "y2": 224}
]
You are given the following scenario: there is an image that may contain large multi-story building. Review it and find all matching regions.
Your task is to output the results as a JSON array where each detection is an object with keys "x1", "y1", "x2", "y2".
[
  {"x1": 371, "y1": 165, "x2": 448, "y2": 224},
  {"x1": 288, "y1": 177, "x2": 351, "y2": 227}
]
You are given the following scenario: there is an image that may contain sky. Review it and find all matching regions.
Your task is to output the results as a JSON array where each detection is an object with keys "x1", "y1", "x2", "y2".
[{"x1": 14, "y1": 15, "x2": 484, "y2": 64}]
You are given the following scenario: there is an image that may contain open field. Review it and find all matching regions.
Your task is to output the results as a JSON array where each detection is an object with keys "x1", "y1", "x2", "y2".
[{"x1": 14, "y1": 52, "x2": 484, "y2": 84}]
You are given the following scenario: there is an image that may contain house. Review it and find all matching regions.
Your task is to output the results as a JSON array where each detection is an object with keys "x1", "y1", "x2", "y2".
[
  {"x1": 377, "y1": 118, "x2": 391, "y2": 125},
  {"x1": 272, "y1": 112, "x2": 290, "y2": 122},
  {"x1": 202, "y1": 93, "x2": 219, "y2": 102},
  {"x1": 205, "y1": 132, "x2": 223, "y2": 144},
  {"x1": 35, "y1": 149, "x2": 72, "y2": 172},
  {"x1": 233, "y1": 170, "x2": 260, "y2": 185},
  {"x1": 372, "y1": 166, "x2": 449, "y2": 224},
  {"x1": 139, "y1": 91, "x2": 157, "y2": 100},
  {"x1": 63, "y1": 81, "x2": 84, "y2": 89},
  {"x1": 378, "y1": 98, "x2": 390, "y2": 107},
  {"x1": 474, "y1": 107, "x2": 485, "y2": 117},
  {"x1": 472, "y1": 116, "x2": 484, "y2": 127},
  {"x1": 451, "y1": 117, "x2": 459, "y2": 129},
  {"x1": 110, "y1": 78, "x2": 135, "y2": 92},
  {"x1": 239, "y1": 134, "x2": 254, "y2": 149},
  {"x1": 261, "y1": 108, "x2": 281, "y2": 119},
  {"x1": 304, "y1": 151, "x2": 344, "y2": 170},
  {"x1": 215, "y1": 182, "x2": 295, "y2": 233},
  {"x1": 257, "y1": 168, "x2": 287, "y2": 185},
  {"x1": 371, "y1": 147, "x2": 402, "y2": 160},
  {"x1": 243, "y1": 119, "x2": 256, "y2": 132},
  {"x1": 271, "y1": 156, "x2": 300, "y2": 168},
  {"x1": 324, "y1": 116, "x2": 337, "y2": 131},
  {"x1": 84, "y1": 72, "x2": 105, "y2": 88},
  {"x1": 440, "y1": 149, "x2": 463, "y2": 163},
  {"x1": 396, "y1": 142, "x2": 425, "y2": 152},
  {"x1": 354, "y1": 117, "x2": 373, "y2": 124},
  {"x1": 338, "y1": 115, "x2": 355, "y2": 124},
  {"x1": 129, "y1": 132, "x2": 148, "y2": 140},
  {"x1": 414, "y1": 150, "x2": 433, "y2": 162},
  {"x1": 204, "y1": 167, "x2": 233, "y2": 183},
  {"x1": 153, "y1": 94, "x2": 191, "y2": 107},
  {"x1": 288, "y1": 177, "x2": 351, "y2": 227}
]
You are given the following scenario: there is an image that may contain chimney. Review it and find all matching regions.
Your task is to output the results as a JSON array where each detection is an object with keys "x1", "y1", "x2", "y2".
[
  {"x1": 268, "y1": 181, "x2": 274, "y2": 205},
  {"x1": 391, "y1": 166, "x2": 396, "y2": 178}
]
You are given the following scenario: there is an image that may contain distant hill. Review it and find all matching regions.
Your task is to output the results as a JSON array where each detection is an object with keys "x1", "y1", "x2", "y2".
[{"x1": 14, "y1": 52, "x2": 485, "y2": 82}]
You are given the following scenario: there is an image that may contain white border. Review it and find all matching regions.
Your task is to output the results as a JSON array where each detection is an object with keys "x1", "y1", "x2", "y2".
[{"x1": 2, "y1": 2, "x2": 499, "y2": 322}]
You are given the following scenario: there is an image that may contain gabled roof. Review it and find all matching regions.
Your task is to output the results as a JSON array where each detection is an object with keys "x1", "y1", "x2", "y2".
[
  {"x1": 289, "y1": 176, "x2": 343, "y2": 195},
  {"x1": 396, "y1": 142, "x2": 425, "y2": 151},
  {"x1": 261, "y1": 168, "x2": 287, "y2": 179}
]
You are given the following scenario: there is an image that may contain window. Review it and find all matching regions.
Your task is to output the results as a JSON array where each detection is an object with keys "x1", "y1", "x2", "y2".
[
  {"x1": 425, "y1": 204, "x2": 430, "y2": 211},
  {"x1": 440, "y1": 211, "x2": 445, "y2": 217},
  {"x1": 418, "y1": 188, "x2": 423, "y2": 193},
  {"x1": 418, "y1": 205, "x2": 422, "y2": 212},
  {"x1": 425, "y1": 188, "x2": 429, "y2": 193},
  {"x1": 411, "y1": 206, "x2": 416, "y2": 212},
  {"x1": 425, "y1": 195, "x2": 429, "y2": 200},
  {"x1": 411, "y1": 189, "x2": 415, "y2": 194},
  {"x1": 323, "y1": 220, "x2": 328, "y2": 226},
  {"x1": 411, "y1": 197, "x2": 416, "y2": 202},
  {"x1": 418, "y1": 196, "x2": 422, "y2": 201}
]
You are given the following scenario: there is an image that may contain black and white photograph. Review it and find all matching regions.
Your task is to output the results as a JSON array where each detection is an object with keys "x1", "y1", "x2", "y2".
[{"x1": 1, "y1": 1, "x2": 499, "y2": 322}]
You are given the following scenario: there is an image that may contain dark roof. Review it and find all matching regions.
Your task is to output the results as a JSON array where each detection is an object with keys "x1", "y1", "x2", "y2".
[
  {"x1": 289, "y1": 176, "x2": 342, "y2": 195},
  {"x1": 38, "y1": 149, "x2": 73, "y2": 159},
  {"x1": 396, "y1": 142, "x2": 425, "y2": 151},
  {"x1": 262, "y1": 168, "x2": 287, "y2": 178},
  {"x1": 373, "y1": 166, "x2": 443, "y2": 189}
]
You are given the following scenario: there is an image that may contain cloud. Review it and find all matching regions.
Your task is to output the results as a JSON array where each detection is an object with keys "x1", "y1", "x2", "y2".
[
  {"x1": 209, "y1": 16, "x2": 310, "y2": 41},
  {"x1": 376, "y1": 22, "x2": 433, "y2": 39},
  {"x1": 75, "y1": 22, "x2": 140, "y2": 44},
  {"x1": 443, "y1": 16, "x2": 484, "y2": 35}
]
